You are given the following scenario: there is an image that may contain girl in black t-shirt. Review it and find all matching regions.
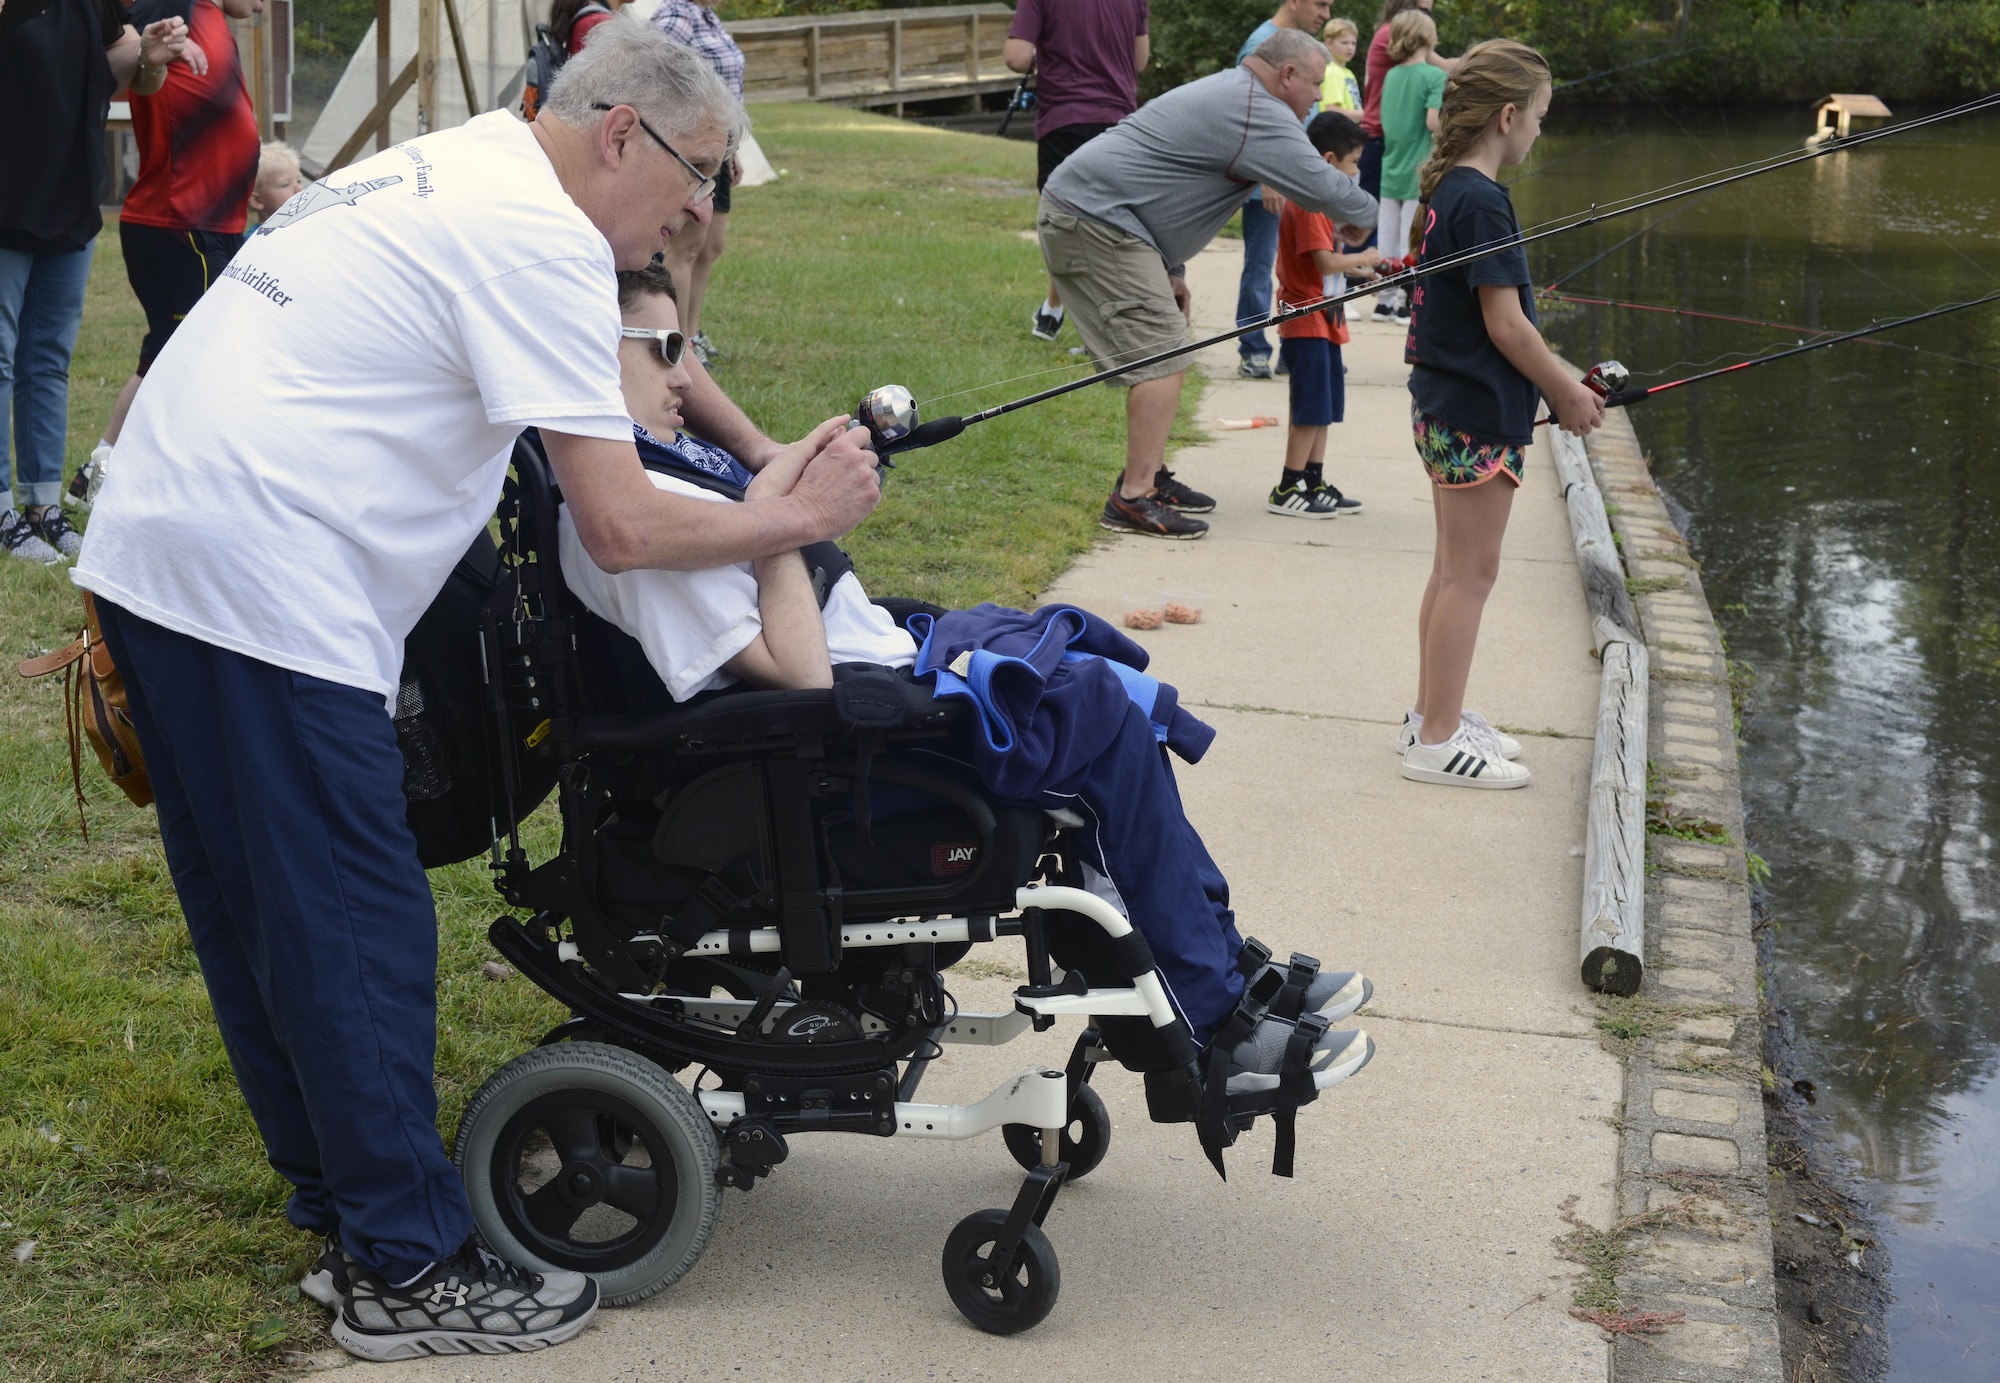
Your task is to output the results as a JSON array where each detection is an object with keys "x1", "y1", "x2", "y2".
[{"x1": 1397, "y1": 38, "x2": 1603, "y2": 790}]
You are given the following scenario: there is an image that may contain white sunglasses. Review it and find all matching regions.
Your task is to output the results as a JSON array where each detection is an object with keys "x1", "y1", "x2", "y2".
[{"x1": 620, "y1": 326, "x2": 688, "y2": 366}]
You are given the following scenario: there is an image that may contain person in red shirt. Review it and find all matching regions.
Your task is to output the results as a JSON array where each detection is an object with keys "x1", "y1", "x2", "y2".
[
  {"x1": 77, "y1": 0, "x2": 260, "y2": 505},
  {"x1": 1269, "y1": 110, "x2": 1379, "y2": 518},
  {"x1": 548, "y1": 0, "x2": 612, "y2": 56},
  {"x1": 1358, "y1": 0, "x2": 1451, "y2": 254}
]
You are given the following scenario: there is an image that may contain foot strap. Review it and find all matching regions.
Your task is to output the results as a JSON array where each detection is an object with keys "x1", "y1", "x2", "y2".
[
  {"x1": 1234, "y1": 937, "x2": 1321, "y2": 1020},
  {"x1": 1196, "y1": 965, "x2": 1285, "y2": 1179},
  {"x1": 1270, "y1": 1011, "x2": 1330, "y2": 1179},
  {"x1": 1271, "y1": 951, "x2": 1321, "y2": 1021}
]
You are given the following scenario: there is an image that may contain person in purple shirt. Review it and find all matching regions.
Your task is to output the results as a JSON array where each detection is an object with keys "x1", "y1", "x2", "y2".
[{"x1": 1005, "y1": 0, "x2": 1148, "y2": 343}]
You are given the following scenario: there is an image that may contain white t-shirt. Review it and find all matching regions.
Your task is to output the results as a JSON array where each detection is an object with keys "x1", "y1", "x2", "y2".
[
  {"x1": 75, "y1": 112, "x2": 633, "y2": 708},
  {"x1": 558, "y1": 472, "x2": 919, "y2": 702}
]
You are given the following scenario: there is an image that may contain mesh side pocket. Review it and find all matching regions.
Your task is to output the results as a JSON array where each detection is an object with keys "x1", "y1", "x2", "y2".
[{"x1": 394, "y1": 674, "x2": 453, "y2": 801}]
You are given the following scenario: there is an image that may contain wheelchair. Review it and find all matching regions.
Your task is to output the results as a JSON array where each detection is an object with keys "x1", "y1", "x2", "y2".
[{"x1": 404, "y1": 434, "x2": 1352, "y2": 1334}]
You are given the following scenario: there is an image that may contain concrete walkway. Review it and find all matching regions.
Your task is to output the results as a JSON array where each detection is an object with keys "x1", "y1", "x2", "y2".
[{"x1": 366, "y1": 243, "x2": 1621, "y2": 1382}]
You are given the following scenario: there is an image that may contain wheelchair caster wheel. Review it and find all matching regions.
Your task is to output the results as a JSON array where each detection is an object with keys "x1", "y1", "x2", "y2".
[
  {"x1": 941, "y1": 1208, "x2": 1061, "y2": 1334},
  {"x1": 1001, "y1": 1082, "x2": 1110, "y2": 1181},
  {"x1": 454, "y1": 1041, "x2": 721, "y2": 1307}
]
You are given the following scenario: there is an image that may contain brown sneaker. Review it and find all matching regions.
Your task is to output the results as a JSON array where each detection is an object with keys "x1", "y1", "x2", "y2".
[{"x1": 1100, "y1": 483, "x2": 1209, "y2": 540}]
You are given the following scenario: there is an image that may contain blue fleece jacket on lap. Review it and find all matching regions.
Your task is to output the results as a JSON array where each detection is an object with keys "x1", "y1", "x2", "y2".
[{"x1": 908, "y1": 603, "x2": 1216, "y2": 800}]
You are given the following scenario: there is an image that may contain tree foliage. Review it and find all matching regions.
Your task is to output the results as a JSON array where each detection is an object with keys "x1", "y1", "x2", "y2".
[
  {"x1": 288, "y1": 0, "x2": 2000, "y2": 98},
  {"x1": 1145, "y1": 0, "x2": 2000, "y2": 103}
]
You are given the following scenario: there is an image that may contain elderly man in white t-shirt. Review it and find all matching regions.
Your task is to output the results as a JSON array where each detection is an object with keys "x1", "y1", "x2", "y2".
[{"x1": 71, "y1": 22, "x2": 880, "y2": 1364}]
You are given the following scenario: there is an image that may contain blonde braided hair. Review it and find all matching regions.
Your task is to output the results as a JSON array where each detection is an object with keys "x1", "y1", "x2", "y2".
[{"x1": 1415, "y1": 39, "x2": 1550, "y2": 202}]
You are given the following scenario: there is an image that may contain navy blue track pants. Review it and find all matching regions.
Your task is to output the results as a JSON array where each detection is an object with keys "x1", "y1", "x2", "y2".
[
  {"x1": 911, "y1": 702, "x2": 1247, "y2": 1042},
  {"x1": 96, "y1": 601, "x2": 472, "y2": 1282}
]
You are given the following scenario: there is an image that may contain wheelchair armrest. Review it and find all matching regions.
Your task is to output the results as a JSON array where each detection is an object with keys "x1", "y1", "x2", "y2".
[{"x1": 574, "y1": 688, "x2": 844, "y2": 751}]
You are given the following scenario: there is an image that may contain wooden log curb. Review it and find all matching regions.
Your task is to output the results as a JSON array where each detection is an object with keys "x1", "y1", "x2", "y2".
[
  {"x1": 1551, "y1": 427, "x2": 1649, "y2": 995},
  {"x1": 1563, "y1": 393, "x2": 1786, "y2": 1382}
]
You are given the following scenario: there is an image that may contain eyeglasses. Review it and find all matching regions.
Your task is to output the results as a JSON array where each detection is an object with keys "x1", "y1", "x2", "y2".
[
  {"x1": 620, "y1": 326, "x2": 688, "y2": 365},
  {"x1": 591, "y1": 102, "x2": 717, "y2": 204}
]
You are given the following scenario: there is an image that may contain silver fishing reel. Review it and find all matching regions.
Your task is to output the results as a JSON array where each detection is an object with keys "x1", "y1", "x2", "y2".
[
  {"x1": 856, "y1": 384, "x2": 917, "y2": 451},
  {"x1": 1583, "y1": 360, "x2": 1631, "y2": 397}
]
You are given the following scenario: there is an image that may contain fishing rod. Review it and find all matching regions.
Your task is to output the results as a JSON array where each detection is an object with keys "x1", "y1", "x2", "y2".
[
  {"x1": 996, "y1": 66, "x2": 1034, "y2": 139},
  {"x1": 848, "y1": 91, "x2": 2000, "y2": 459},
  {"x1": 1534, "y1": 289, "x2": 2000, "y2": 427}
]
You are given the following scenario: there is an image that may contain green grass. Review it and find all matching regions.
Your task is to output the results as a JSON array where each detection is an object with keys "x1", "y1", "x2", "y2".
[{"x1": 0, "y1": 103, "x2": 1205, "y2": 1380}]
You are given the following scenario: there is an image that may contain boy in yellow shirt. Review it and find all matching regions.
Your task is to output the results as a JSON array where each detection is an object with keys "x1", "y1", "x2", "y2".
[{"x1": 1320, "y1": 16, "x2": 1361, "y2": 111}]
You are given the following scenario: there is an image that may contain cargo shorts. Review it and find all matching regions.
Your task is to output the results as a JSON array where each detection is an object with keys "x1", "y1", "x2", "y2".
[{"x1": 1036, "y1": 195, "x2": 1192, "y2": 389}]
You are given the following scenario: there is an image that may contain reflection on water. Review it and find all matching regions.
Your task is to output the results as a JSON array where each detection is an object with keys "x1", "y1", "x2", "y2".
[{"x1": 1508, "y1": 109, "x2": 2000, "y2": 1381}]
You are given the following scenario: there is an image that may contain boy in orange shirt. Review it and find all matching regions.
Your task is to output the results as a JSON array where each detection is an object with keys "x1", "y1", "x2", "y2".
[{"x1": 1269, "y1": 109, "x2": 1381, "y2": 518}]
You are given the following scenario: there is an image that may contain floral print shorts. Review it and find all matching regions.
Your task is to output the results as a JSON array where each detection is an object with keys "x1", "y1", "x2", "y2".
[{"x1": 1411, "y1": 406, "x2": 1526, "y2": 488}]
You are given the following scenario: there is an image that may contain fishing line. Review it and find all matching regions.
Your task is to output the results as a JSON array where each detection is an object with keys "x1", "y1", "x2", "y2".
[
  {"x1": 1540, "y1": 125, "x2": 1801, "y2": 291},
  {"x1": 889, "y1": 92, "x2": 2000, "y2": 450},
  {"x1": 1534, "y1": 288, "x2": 2000, "y2": 426},
  {"x1": 1537, "y1": 290, "x2": 2000, "y2": 375},
  {"x1": 1552, "y1": 45, "x2": 1702, "y2": 94},
  {"x1": 1505, "y1": 132, "x2": 1626, "y2": 184}
]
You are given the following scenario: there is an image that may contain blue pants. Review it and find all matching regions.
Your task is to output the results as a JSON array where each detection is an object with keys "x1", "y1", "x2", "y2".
[
  {"x1": 1282, "y1": 337, "x2": 1345, "y2": 427},
  {"x1": 0, "y1": 241, "x2": 93, "y2": 508},
  {"x1": 96, "y1": 601, "x2": 473, "y2": 1282},
  {"x1": 1058, "y1": 704, "x2": 1246, "y2": 1040},
  {"x1": 1234, "y1": 194, "x2": 1281, "y2": 361},
  {"x1": 912, "y1": 703, "x2": 1246, "y2": 1041}
]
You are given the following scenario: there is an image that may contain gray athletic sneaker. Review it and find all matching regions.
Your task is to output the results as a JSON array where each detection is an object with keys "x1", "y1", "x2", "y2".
[
  {"x1": 332, "y1": 1240, "x2": 598, "y2": 1361},
  {"x1": 0, "y1": 509, "x2": 62, "y2": 565},
  {"x1": 300, "y1": 1233, "x2": 355, "y2": 1311},
  {"x1": 1224, "y1": 1017, "x2": 1373, "y2": 1096}
]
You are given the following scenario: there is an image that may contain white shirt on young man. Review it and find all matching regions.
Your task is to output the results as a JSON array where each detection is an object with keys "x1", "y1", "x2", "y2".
[
  {"x1": 74, "y1": 111, "x2": 633, "y2": 708},
  {"x1": 558, "y1": 471, "x2": 918, "y2": 703}
]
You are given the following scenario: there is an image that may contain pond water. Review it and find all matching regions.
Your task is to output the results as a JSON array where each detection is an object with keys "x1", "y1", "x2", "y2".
[{"x1": 1506, "y1": 106, "x2": 2000, "y2": 1379}]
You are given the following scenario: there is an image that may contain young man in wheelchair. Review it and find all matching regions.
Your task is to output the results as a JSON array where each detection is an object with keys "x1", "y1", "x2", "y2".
[{"x1": 559, "y1": 260, "x2": 1378, "y2": 1110}]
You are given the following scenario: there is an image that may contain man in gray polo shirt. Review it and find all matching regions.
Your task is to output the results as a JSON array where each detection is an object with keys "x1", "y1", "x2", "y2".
[{"x1": 1039, "y1": 27, "x2": 1375, "y2": 539}]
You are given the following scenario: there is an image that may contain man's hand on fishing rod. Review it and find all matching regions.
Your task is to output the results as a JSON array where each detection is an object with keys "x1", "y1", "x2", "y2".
[{"x1": 782, "y1": 414, "x2": 884, "y2": 540}]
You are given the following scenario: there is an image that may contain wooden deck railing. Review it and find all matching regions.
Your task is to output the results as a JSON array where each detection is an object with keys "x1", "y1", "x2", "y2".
[{"x1": 728, "y1": 4, "x2": 1018, "y2": 110}]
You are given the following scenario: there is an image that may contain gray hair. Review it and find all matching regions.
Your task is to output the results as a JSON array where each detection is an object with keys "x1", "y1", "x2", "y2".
[
  {"x1": 1252, "y1": 27, "x2": 1332, "y2": 71},
  {"x1": 544, "y1": 17, "x2": 747, "y2": 155}
]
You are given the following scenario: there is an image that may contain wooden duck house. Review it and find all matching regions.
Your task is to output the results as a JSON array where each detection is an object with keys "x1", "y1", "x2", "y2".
[{"x1": 1807, "y1": 93, "x2": 1890, "y2": 147}]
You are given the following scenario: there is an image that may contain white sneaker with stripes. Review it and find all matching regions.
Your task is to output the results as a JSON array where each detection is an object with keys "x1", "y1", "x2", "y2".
[
  {"x1": 1396, "y1": 708, "x2": 1522, "y2": 759},
  {"x1": 1401, "y1": 725, "x2": 1531, "y2": 789}
]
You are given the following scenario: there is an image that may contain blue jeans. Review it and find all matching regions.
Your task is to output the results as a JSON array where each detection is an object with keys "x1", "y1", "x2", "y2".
[
  {"x1": 95, "y1": 600, "x2": 475, "y2": 1282},
  {"x1": 1234, "y1": 194, "x2": 1281, "y2": 360},
  {"x1": 0, "y1": 241, "x2": 94, "y2": 508}
]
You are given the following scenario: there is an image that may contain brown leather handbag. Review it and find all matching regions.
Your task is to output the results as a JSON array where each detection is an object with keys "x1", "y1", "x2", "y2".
[{"x1": 17, "y1": 591, "x2": 152, "y2": 835}]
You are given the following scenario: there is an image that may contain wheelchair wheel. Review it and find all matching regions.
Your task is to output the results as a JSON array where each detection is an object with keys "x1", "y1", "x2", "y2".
[
  {"x1": 454, "y1": 1041, "x2": 721, "y2": 1307},
  {"x1": 1001, "y1": 1083, "x2": 1110, "y2": 1181},
  {"x1": 941, "y1": 1208, "x2": 1061, "y2": 1334}
]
